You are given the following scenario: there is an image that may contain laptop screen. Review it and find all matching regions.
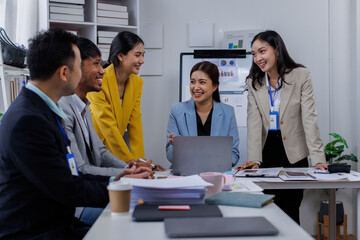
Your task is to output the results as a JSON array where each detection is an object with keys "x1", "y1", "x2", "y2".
[{"x1": 172, "y1": 136, "x2": 232, "y2": 176}]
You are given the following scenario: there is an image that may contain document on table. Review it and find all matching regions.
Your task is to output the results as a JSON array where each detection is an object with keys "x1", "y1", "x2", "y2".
[
  {"x1": 311, "y1": 173, "x2": 349, "y2": 181},
  {"x1": 231, "y1": 179, "x2": 263, "y2": 192},
  {"x1": 236, "y1": 168, "x2": 283, "y2": 178},
  {"x1": 279, "y1": 172, "x2": 317, "y2": 181},
  {"x1": 121, "y1": 175, "x2": 211, "y2": 208},
  {"x1": 122, "y1": 174, "x2": 212, "y2": 188}
]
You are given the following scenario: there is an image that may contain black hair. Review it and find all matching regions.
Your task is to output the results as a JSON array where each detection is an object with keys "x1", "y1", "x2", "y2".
[
  {"x1": 247, "y1": 30, "x2": 304, "y2": 90},
  {"x1": 27, "y1": 28, "x2": 79, "y2": 81},
  {"x1": 190, "y1": 61, "x2": 221, "y2": 102},
  {"x1": 107, "y1": 31, "x2": 144, "y2": 69},
  {"x1": 77, "y1": 37, "x2": 101, "y2": 61}
]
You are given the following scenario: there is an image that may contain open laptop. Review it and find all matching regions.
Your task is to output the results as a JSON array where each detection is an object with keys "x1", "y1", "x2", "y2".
[{"x1": 172, "y1": 136, "x2": 232, "y2": 176}]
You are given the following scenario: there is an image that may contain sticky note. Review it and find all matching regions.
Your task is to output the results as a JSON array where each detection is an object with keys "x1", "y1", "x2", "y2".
[{"x1": 158, "y1": 205, "x2": 191, "y2": 210}]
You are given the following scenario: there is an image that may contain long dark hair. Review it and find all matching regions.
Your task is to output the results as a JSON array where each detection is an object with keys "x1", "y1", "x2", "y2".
[
  {"x1": 106, "y1": 31, "x2": 144, "y2": 69},
  {"x1": 247, "y1": 30, "x2": 304, "y2": 90},
  {"x1": 190, "y1": 61, "x2": 220, "y2": 102}
]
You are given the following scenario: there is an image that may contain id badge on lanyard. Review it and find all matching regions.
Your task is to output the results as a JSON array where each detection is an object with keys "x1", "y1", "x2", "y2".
[
  {"x1": 266, "y1": 76, "x2": 279, "y2": 131},
  {"x1": 269, "y1": 111, "x2": 279, "y2": 131},
  {"x1": 66, "y1": 151, "x2": 79, "y2": 176},
  {"x1": 57, "y1": 117, "x2": 79, "y2": 176}
]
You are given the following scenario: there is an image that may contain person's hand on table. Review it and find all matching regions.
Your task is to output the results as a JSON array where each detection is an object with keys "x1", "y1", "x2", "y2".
[
  {"x1": 315, "y1": 162, "x2": 328, "y2": 171},
  {"x1": 128, "y1": 158, "x2": 153, "y2": 169},
  {"x1": 128, "y1": 158, "x2": 166, "y2": 171},
  {"x1": 114, "y1": 165, "x2": 153, "y2": 181},
  {"x1": 235, "y1": 161, "x2": 259, "y2": 171},
  {"x1": 169, "y1": 133, "x2": 182, "y2": 145},
  {"x1": 154, "y1": 164, "x2": 166, "y2": 171},
  {"x1": 136, "y1": 158, "x2": 167, "y2": 171},
  {"x1": 169, "y1": 133, "x2": 174, "y2": 145}
]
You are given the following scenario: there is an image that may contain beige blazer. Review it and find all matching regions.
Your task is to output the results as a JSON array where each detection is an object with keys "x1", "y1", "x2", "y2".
[{"x1": 247, "y1": 67, "x2": 325, "y2": 166}]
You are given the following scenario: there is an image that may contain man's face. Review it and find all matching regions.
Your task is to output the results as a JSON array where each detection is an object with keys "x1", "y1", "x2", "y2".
[
  {"x1": 78, "y1": 55, "x2": 105, "y2": 93},
  {"x1": 64, "y1": 45, "x2": 82, "y2": 96}
]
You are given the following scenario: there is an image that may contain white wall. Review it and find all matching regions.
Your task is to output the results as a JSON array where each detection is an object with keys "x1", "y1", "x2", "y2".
[
  {"x1": 140, "y1": 0, "x2": 330, "y2": 167},
  {"x1": 327, "y1": 0, "x2": 357, "y2": 236},
  {"x1": 139, "y1": 0, "x2": 358, "y2": 236}
]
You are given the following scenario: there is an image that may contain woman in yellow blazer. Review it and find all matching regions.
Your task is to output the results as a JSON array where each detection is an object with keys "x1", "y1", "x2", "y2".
[
  {"x1": 87, "y1": 31, "x2": 145, "y2": 162},
  {"x1": 245, "y1": 30, "x2": 327, "y2": 224}
]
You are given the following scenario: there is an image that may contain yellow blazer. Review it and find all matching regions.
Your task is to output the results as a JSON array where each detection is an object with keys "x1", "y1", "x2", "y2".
[
  {"x1": 87, "y1": 64, "x2": 145, "y2": 162},
  {"x1": 247, "y1": 67, "x2": 325, "y2": 166}
]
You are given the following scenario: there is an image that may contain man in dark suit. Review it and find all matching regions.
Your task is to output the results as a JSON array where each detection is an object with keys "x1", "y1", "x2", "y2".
[{"x1": 0, "y1": 28, "x2": 151, "y2": 239}]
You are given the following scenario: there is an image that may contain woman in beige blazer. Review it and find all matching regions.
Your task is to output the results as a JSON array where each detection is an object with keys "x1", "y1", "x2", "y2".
[{"x1": 245, "y1": 30, "x2": 327, "y2": 224}]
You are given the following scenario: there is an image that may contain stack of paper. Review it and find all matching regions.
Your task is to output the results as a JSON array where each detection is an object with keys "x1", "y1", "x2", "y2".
[
  {"x1": 121, "y1": 175, "x2": 211, "y2": 208},
  {"x1": 49, "y1": 1, "x2": 85, "y2": 22},
  {"x1": 97, "y1": 3, "x2": 129, "y2": 26}
]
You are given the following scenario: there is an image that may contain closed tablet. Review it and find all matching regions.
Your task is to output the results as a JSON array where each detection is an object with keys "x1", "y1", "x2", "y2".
[{"x1": 164, "y1": 217, "x2": 279, "y2": 238}]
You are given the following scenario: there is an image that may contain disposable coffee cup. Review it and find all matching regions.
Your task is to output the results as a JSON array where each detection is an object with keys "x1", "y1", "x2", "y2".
[{"x1": 107, "y1": 181, "x2": 132, "y2": 215}]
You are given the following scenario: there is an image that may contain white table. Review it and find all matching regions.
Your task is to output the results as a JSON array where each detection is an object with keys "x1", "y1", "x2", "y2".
[
  {"x1": 84, "y1": 203, "x2": 313, "y2": 240},
  {"x1": 236, "y1": 168, "x2": 360, "y2": 240}
]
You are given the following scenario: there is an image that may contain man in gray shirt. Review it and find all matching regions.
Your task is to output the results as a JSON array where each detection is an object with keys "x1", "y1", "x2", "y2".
[
  {"x1": 58, "y1": 38, "x2": 131, "y2": 177},
  {"x1": 58, "y1": 37, "x2": 153, "y2": 225}
]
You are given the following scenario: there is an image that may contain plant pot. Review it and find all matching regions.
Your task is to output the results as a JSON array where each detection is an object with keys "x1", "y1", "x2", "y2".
[
  {"x1": 318, "y1": 200, "x2": 344, "y2": 225},
  {"x1": 328, "y1": 164, "x2": 351, "y2": 173}
]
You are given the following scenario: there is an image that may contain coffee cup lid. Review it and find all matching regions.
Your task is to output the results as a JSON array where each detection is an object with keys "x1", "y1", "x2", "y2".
[{"x1": 107, "y1": 181, "x2": 132, "y2": 191}]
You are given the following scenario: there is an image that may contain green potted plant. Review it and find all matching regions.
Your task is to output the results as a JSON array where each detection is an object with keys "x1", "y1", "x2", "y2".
[
  {"x1": 324, "y1": 133, "x2": 357, "y2": 172},
  {"x1": 317, "y1": 133, "x2": 356, "y2": 238}
]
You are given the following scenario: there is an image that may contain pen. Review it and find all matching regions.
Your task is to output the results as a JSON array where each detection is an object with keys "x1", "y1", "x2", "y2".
[
  {"x1": 306, "y1": 174, "x2": 316, "y2": 179},
  {"x1": 235, "y1": 162, "x2": 258, "y2": 174}
]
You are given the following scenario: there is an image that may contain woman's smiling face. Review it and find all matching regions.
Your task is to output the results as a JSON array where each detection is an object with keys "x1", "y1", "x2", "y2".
[{"x1": 251, "y1": 39, "x2": 278, "y2": 75}]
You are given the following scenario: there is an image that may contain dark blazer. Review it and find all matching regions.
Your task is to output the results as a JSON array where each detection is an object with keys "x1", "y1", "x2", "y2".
[{"x1": 0, "y1": 88, "x2": 109, "y2": 239}]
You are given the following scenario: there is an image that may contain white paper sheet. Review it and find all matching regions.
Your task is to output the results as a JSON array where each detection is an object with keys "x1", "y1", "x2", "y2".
[
  {"x1": 231, "y1": 179, "x2": 263, "y2": 192},
  {"x1": 121, "y1": 175, "x2": 212, "y2": 189},
  {"x1": 236, "y1": 167, "x2": 283, "y2": 178},
  {"x1": 139, "y1": 49, "x2": 163, "y2": 76},
  {"x1": 140, "y1": 23, "x2": 163, "y2": 48},
  {"x1": 311, "y1": 173, "x2": 349, "y2": 181},
  {"x1": 188, "y1": 22, "x2": 213, "y2": 47}
]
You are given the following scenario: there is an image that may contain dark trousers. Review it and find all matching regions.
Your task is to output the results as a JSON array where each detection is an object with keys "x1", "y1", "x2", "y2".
[{"x1": 261, "y1": 130, "x2": 309, "y2": 224}]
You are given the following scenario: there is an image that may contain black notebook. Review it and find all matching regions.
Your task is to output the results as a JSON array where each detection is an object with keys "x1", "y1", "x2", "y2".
[
  {"x1": 165, "y1": 217, "x2": 279, "y2": 238},
  {"x1": 132, "y1": 204, "x2": 222, "y2": 222}
]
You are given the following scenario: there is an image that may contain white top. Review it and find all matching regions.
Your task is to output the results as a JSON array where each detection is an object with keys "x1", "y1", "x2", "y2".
[{"x1": 265, "y1": 74, "x2": 282, "y2": 113}]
